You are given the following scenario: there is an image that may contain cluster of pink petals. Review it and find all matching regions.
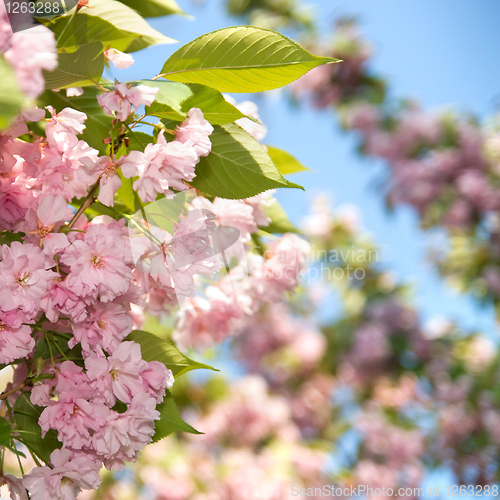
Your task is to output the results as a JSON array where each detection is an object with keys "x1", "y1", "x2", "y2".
[
  {"x1": 97, "y1": 83, "x2": 158, "y2": 121},
  {"x1": 104, "y1": 48, "x2": 135, "y2": 69},
  {"x1": 120, "y1": 109, "x2": 213, "y2": 203},
  {"x1": 1, "y1": 13, "x2": 58, "y2": 99}
]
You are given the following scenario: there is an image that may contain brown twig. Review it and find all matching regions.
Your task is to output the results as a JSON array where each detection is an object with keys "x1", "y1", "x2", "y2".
[
  {"x1": 66, "y1": 178, "x2": 101, "y2": 230},
  {"x1": 0, "y1": 383, "x2": 25, "y2": 401}
]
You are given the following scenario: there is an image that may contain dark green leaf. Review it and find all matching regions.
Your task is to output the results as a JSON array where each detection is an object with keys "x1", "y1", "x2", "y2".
[
  {"x1": 190, "y1": 124, "x2": 304, "y2": 199},
  {"x1": 43, "y1": 41, "x2": 105, "y2": 90},
  {"x1": 14, "y1": 393, "x2": 61, "y2": 464},
  {"x1": 0, "y1": 232, "x2": 25, "y2": 246},
  {"x1": 0, "y1": 417, "x2": 11, "y2": 446},
  {"x1": 153, "y1": 390, "x2": 201, "y2": 442},
  {"x1": 127, "y1": 330, "x2": 217, "y2": 377}
]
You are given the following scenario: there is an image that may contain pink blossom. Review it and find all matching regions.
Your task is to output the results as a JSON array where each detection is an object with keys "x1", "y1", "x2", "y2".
[
  {"x1": 192, "y1": 196, "x2": 258, "y2": 242},
  {"x1": 78, "y1": 155, "x2": 122, "y2": 207},
  {"x1": 0, "y1": 309, "x2": 35, "y2": 363},
  {"x1": 39, "y1": 389, "x2": 109, "y2": 449},
  {"x1": 85, "y1": 341, "x2": 173, "y2": 405},
  {"x1": 224, "y1": 96, "x2": 267, "y2": 141},
  {"x1": 120, "y1": 131, "x2": 198, "y2": 202},
  {"x1": 61, "y1": 223, "x2": 133, "y2": 302},
  {"x1": 45, "y1": 106, "x2": 87, "y2": 153},
  {"x1": 92, "y1": 393, "x2": 160, "y2": 470},
  {"x1": 104, "y1": 48, "x2": 135, "y2": 69},
  {"x1": 97, "y1": 83, "x2": 158, "y2": 121},
  {"x1": 0, "y1": 242, "x2": 58, "y2": 317},
  {"x1": 244, "y1": 191, "x2": 274, "y2": 227},
  {"x1": 40, "y1": 279, "x2": 88, "y2": 323},
  {"x1": 23, "y1": 449, "x2": 101, "y2": 500},
  {"x1": 66, "y1": 87, "x2": 84, "y2": 97},
  {"x1": 5, "y1": 26, "x2": 57, "y2": 99},
  {"x1": 176, "y1": 108, "x2": 213, "y2": 158},
  {"x1": 71, "y1": 302, "x2": 133, "y2": 356}
]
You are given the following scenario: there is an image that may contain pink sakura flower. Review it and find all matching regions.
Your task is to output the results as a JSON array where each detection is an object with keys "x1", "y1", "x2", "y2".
[
  {"x1": 0, "y1": 242, "x2": 58, "y2": 318},
  {"x1": 192, "y1": 196, "x2": 258, "y2": 242},
  {"x1": 40, "y1": 279, "x2": 88, "y2": 323},
  {"x1": 0, "y1": 2, "x2": 12, "y2": 54},
  {"x1": 173, "y1": 286, "x2": 244, "y2": 350},
  {"x1": 120, "y1": 131, "x2": 198, "y2": 203},
  {"x1": 1, "y1": 473, "x2": 28, "y2": 500},
  {"x1": 78, "y1": 155, "x2": 122, "y2": 207},
  {"x1": 45, "y1": 106, "x2": 87, "y2": 153},
  {"x1": 175, "y1": 108, "x2": 213, "y2": 158},
  {"x1": 36, "y1": 139, "x2": 99, "y2": 201},
  {"x1": 85, "y1": 341, "x2": 173, "y2": 405},
  {"x1": 39, "y1": 387, "x2": 109, "y2": 449},
  {"x1": 5, "y1": 25, "x2": 57, "y2": 99},
  {"x1": 66, "y1": 87, "x2": 84, "y2": 97},
  {"x1": 61, "y1": 223, "x2": 133, "y2": 302},
  {"x1": 255, "y1": 234, "x2": 310, "y2": 302},
  {"x1": 224, "y1": 96, "x2": 267, "y2": 141},
  {"x1": 97, "y1": 83, "x2": 158, "y2": 121},
  {"x1": 244, "y1": 191, "x2": 275, "y2": 227},
  {"x1": 92, "y1": 392, "x2": 160, "y2": 471},
  {"x1": 71, "y1": 302, "x2": 133, "y2": 356},
  {"x1": 104, "y1": 48, "x2": 135, "y2": 69},
  {"x1": 23, "y1": 448, "x2": 102, "y2": 500},
  {"x1": 0, "y1": 309, "x2": 35, "y2": 363},
  {"x1": 24, "y1": 194, "x2": 72, "y2": 251}
]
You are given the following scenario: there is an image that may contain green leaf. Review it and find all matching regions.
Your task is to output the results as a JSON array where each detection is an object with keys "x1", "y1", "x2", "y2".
[
  {"x1": 180, "y1": 84, "x2": 247, "y2": 125},
  {"x1": 0, "y1": 56, "x2": 29, "y2": 131},
  {"x1": 190, "y1": 123, "x2": 304, "y2": 199},
  {"x1": 262, "y1": 200, "x2": 298, "y2": 233},
  {"x1": 0, "y1": 231, "x2": 25, "y2": 246},
  {"x1": 116, "y1": 171, "x2": 142, "y2": 213},
  {"x1": 14, "y1": 393, "x2": 61, "y2": 464},
  {"x1": 152, "y1": 390, "x2": 201, "y2": 443},
  {"x1": 43, "y1": 41, "x2": 105, "y2": 90},
  {"x1": 127, "y1": 330, "x2": 217, "y2": 377},
  {"x1": 80, "y1": 0, "x2": 176, "y2": 52},
  {"x1": 0, "y1": 417, "x2": 11, "y2": 446},
  {"x1": 160, "y1": 26, "x2": 338, "y2": 93},
  {"x1": 47, "y1": 13, "x2": 138, "y2": 52},
  {"x1": 117, "y1": 0, "x2": 186, "y2": 18},
  {"x1": 143, "y1": 80, "x2": 246, "y2": 125},
  {"x1": 38, "y1": 88, "x2": 112, "y2": 154},
  {"x1": 140, "y1": 80, "x2": 193, "y2": 121},
  {"x1": 127, "y1": 131, "x2": 154, "y2": 151},
  {"x1": 266, "y1": 146, "x2": 308, "y2": 175}
]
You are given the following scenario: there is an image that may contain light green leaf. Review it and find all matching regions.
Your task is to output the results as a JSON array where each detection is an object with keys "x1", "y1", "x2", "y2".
[
  {"x1": 180, "y1": 84, "x2": 247, "y2": 124},
  {"x1": 153, "y1": 390, "x2": 201, "y2": 443},
  {"x1": 0, "y1": 417, "x2": 11, "y2": 446},
  {"x1": 190, "y1": 123, "x2": 304, "y2": 199},
  {"x1": 47, "y1": 13, "x2": 138, "y2": 52},
  {"x1": 127, "y1": 330, "x2": 217, "y2": 377},
  {"x1": 143, "y1": 80, "x2": 246, "y2": 125},
  {"x1": 81, "y1": 0, "x2": 176, "y2": 52},
  {"x1": 159, "y1": 26, "x2": 338, "y2": 93},
  {"x1": 140, "y1": 80, "x2": 193, "y2": 121},
  {"x1": 38, "y1": 88, "x2": 112, "y2": 154},
  {"x1": 14, "y1": 393, "x2": 61, "y2": 464},
  {"x1": 43, "y1": 41, "x2": 105, "y2": 90},
  {"x1": 266, "y1": 145, "x2": 308, "y2": 175},
  {"x1": 0, "y1": 56, "x2": 29, "y2": 131},
  {"x1": 262, "y1": 200, "x2": 298, "y2": 233},
  {"x1": 117, "y1": 0, "x2": 186, "y2": 18},
  {"x1": 127, "y1": 131, "x2": 154, "y2": 151}
]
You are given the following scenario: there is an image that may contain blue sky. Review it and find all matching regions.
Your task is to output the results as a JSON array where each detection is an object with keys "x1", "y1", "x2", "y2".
[{"x1": 117, "y1": 0, "x2": 500, "y2": 334}]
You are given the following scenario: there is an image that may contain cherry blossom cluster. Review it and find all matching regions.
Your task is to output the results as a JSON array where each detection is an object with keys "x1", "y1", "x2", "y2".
[{"x1": 291, "y1": 19, "x2": 500, "y2": 310}]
